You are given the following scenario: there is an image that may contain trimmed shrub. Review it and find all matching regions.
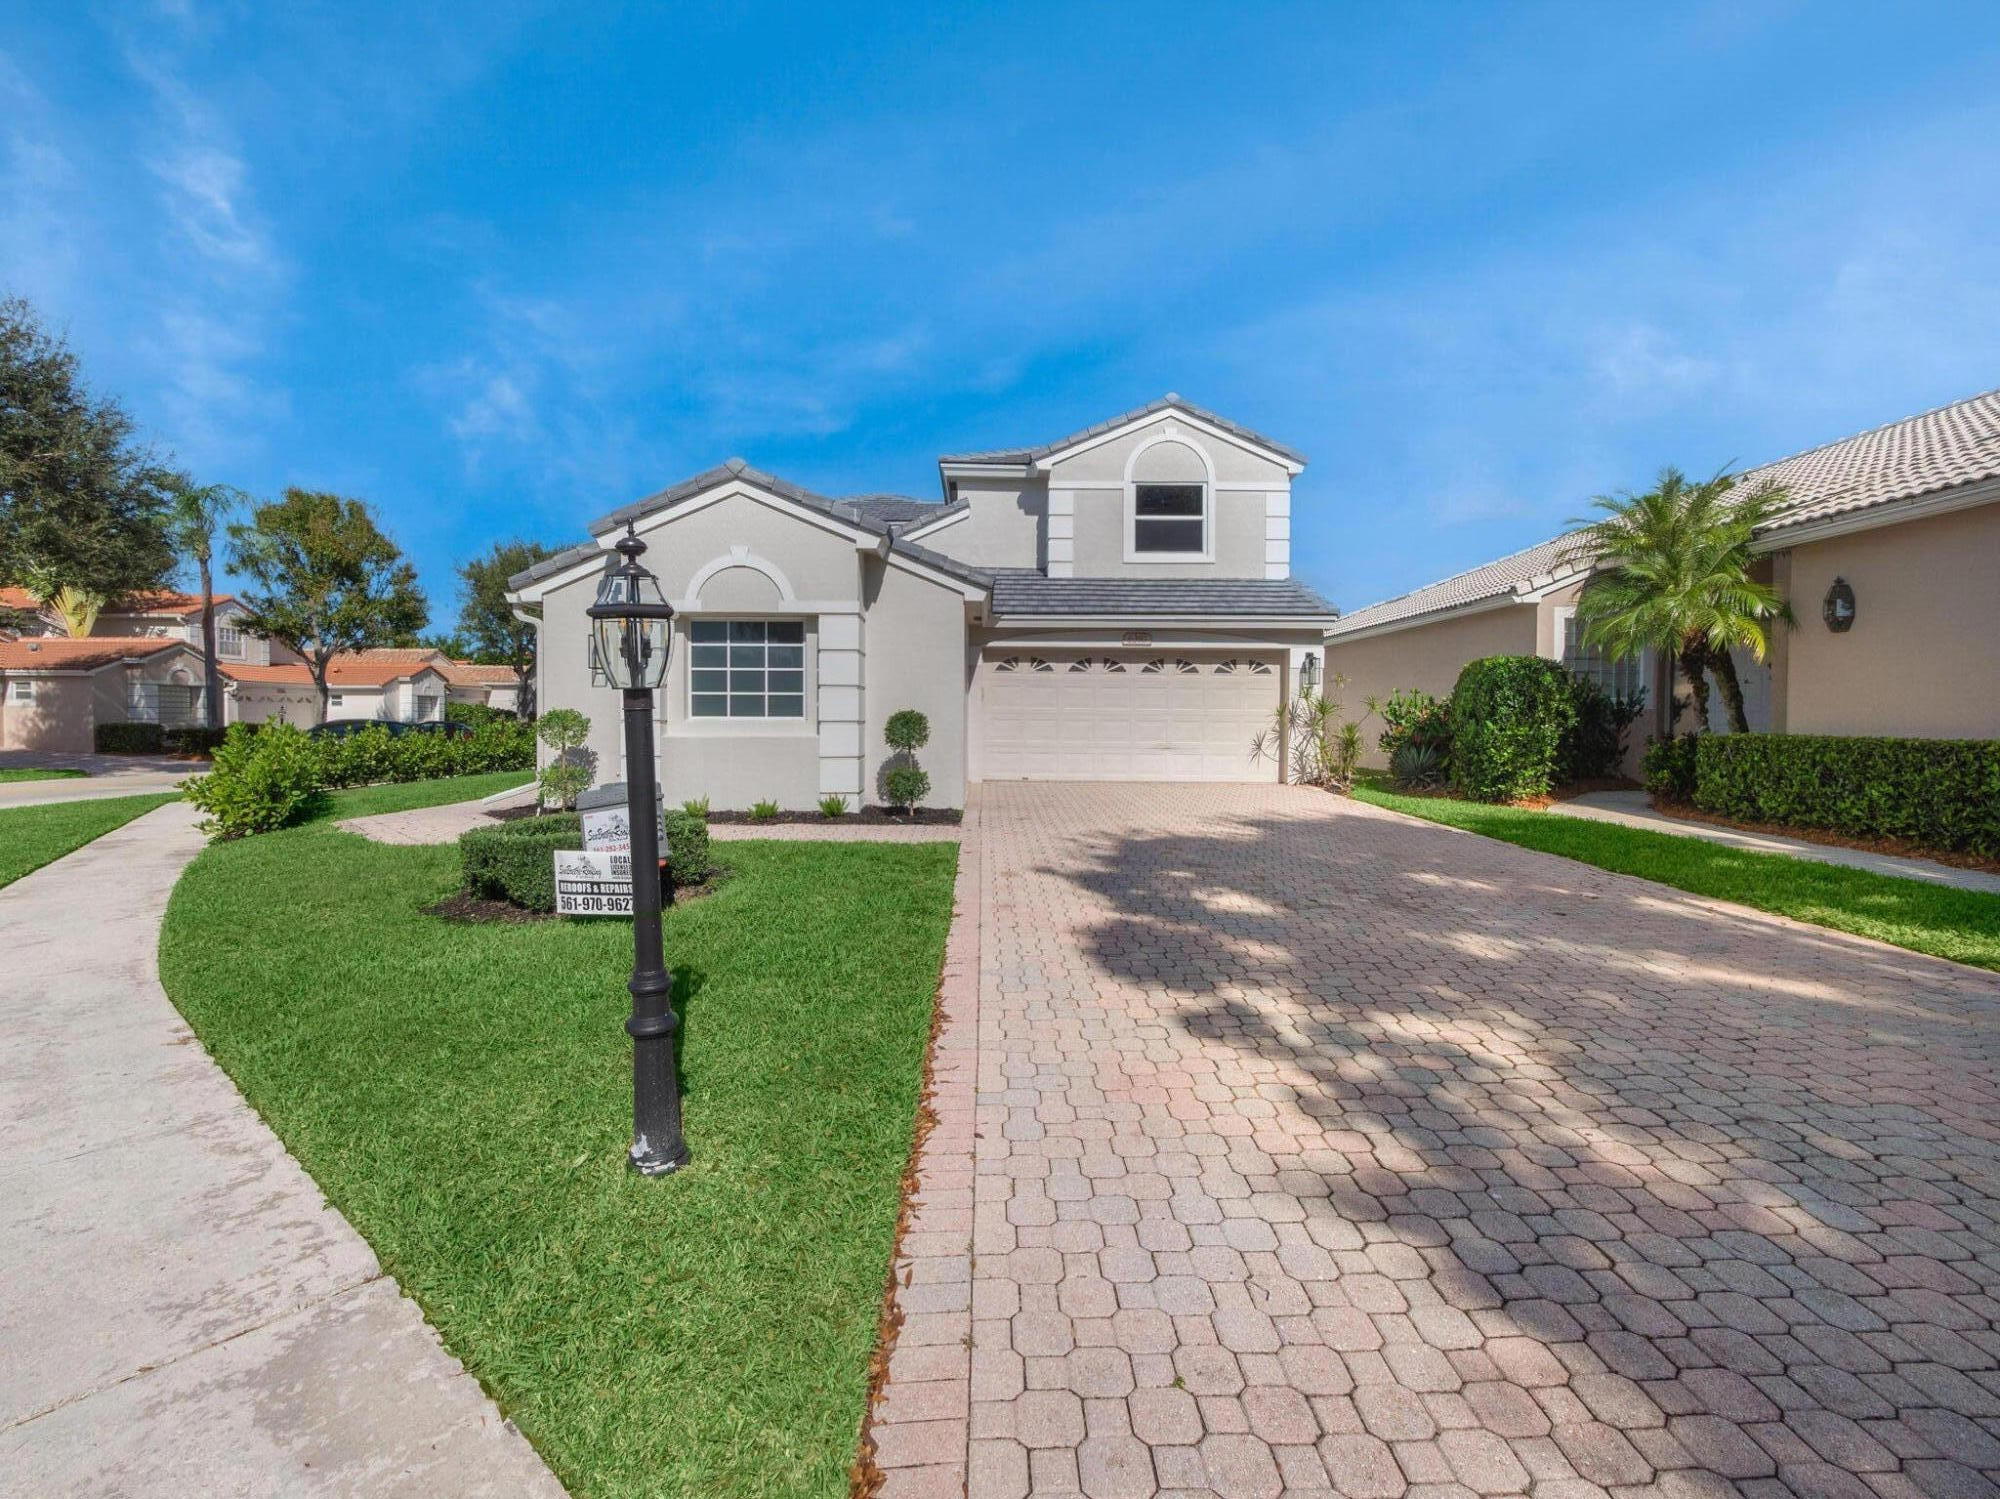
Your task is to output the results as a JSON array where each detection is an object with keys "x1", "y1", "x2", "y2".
[
  {"x1": 459, "y1": 805, "x2": 712, "y2": 911},
  {"x1": 162, "y1": 725, "x2": 231, "y2": 757},
  {"x1": 1558, "y1": 676, "x2": 1646, "y2": 784},
  {"x1": 884, "y1": 765, "x2": 930, "y2": 812},
  {"x1": 1447, "y1": 655, "x2": 1578, "y2": 802},
  {"x1": 445, "y1": 699, "x2": 511, "y2": 726},
  {"x1": 1376, "y1": 688, "x2": 1452, "y2": 764},
  {"x1": 1693, "y1": 733, "x2": 2000, "y2": 857},
  {"x1": 183, "y1": 723, "x2": 327, "y2": 839},
  {"x1": 1643, "y1": 735, "x2": 1698, "y2": 802},
  {"x1": 95, "y1": 722, "x2": 165, "y2": 754}
]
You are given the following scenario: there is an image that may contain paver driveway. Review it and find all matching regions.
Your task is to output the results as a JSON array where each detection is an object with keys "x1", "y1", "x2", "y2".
[{"x1": 946, "y1": 782, "x2": 2000, "y2": 1498}]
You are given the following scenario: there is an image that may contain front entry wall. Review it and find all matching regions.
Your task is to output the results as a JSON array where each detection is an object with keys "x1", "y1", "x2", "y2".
[{"x1": 977, "y1": 650, "x2": 1282, "y2": 781}]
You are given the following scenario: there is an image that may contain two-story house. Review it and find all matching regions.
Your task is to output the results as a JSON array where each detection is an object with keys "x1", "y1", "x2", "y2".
[{"x1": 507, "y1": 397, "x2": 1337, "y2": 809}]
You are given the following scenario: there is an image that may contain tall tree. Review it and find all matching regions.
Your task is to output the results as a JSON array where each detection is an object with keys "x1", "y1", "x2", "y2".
[
  {"x1": 164, "y1": 474, "x2": 246, "y2": 729},
  {"x1": 0, "y1": 296, "x2": 175, "y2": 600},
  {"x1": 1566, "y1": 468, "x2": 1793, "y2": 734},
  {"x1": 456, "y1": 539, "x2": 556, "y2": 718},
  {"x1": 228, "y1": 488, "x2": 428, "y2": 722}
]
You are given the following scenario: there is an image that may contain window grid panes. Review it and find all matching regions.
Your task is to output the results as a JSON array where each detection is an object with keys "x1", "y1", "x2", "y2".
[
  {"x1": 1561, "y1": 615, "x2": 1643, "y2": 698},
  {"x1": 1133, "y1": 483, "x2": 1205, "y2": 554},
  {"x1": 217, "y1": 626, "x2": 243, "y2": 656},
  {"x1": 689, "y1": 619, "x2": 806, "y2": 719}
]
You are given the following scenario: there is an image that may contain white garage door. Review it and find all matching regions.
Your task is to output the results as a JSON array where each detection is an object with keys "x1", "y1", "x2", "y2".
[{"x1": 980, "y1": 652, "x2": 1282, "y2": 781}]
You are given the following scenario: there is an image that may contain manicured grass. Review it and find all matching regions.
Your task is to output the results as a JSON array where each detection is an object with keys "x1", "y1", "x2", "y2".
[
  {"x1": 159, "y1": 817, "x2": 959, "y2": 1498},
  {"x1": 0, "y1": 793, "x2": 179, "y2": 890},
  {"x1": 0, "y1": 766, "x2": 87, "y2": 783},
  {"x1": 309, "y1": 768, "x2": 534, "y2": 822},
  {"x1": 1351, "y1": 774, "x2": 2000, "y2": 971}
]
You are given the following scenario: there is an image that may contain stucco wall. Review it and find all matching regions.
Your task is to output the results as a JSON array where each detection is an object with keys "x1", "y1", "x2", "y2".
[
  {"x1": 0, "y1": 675, "x2": 96, "y2": 752},
  {"x1": 1776, "y1": 500, "x2": 2000, "y2": 739},
  {"x1": 1322, "y1": 604, "x2": 1541, "y2": 766},
  {"x1": 1043, "y1": 416, "x2": 1292, "y2": 581},
  {"x1": 923, "y1": 480, "x2": 1044, "y2": 570},
  {"x1": 862, "y1": 560, "x2": 969, "y2": 808}
]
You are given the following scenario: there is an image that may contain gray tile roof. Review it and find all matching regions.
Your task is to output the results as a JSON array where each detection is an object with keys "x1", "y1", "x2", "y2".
[
  {"x1": 1328, "y1": 385, "x2": 2000, "y2": 639},
  {"x1": 507, "y1": 540, "x2": 607, "y2": 590},
  {"x1": 940, "y1": 394, "x2": 1308, "y2": 468},
  {"x1": 990, "y1": 570, "x2": 1336, "y2": 619}
]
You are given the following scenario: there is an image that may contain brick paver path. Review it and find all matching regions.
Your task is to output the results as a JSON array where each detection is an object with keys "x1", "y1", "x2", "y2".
[{"x1": 933, "y1": 782, "x2": 2000, "y2": 1499}]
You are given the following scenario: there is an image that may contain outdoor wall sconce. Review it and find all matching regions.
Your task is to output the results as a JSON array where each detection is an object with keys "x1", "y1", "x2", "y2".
[
  {"x1": 1823, "y1": 577, "x2": 1856, "y2": 633},
  {"x1": 1300, "y1": 651, "x2": 1320, "y2": 696}
]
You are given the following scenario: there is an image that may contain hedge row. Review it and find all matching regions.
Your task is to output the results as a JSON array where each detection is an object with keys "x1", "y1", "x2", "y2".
[
  {"x1": 95, "y1": 722, "x2": 235, "y2": 756},
  {"x1": 459, "y1": 807, "x2": 711, "y2": 912},
  {"x1": 1690, "y1": 733, "x2": 2000, "y2": 857},
  {"x1": 183, "y1": 719, "x2": 535, "y2": 840}
]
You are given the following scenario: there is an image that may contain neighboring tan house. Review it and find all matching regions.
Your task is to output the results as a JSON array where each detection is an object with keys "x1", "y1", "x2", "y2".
[
  {"x1": 438, "y1": 660, "x2": 524, "y2": 714},
  {"x1": 1323, "y1": 387, "x2": 2000, "y2": 768},
  {"x1": 0, "y1": 637, "x2": 210, "y2": 753},
  {"x1": 508, "y1": 396, "x2": 1337, "y2": 809},
  {"x1": 219, "y1": 648, "x2": 453, "y2": 726}
]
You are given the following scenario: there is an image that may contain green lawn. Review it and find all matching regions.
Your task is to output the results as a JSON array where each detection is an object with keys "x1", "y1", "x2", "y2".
[
  {"x1": 159, "y1": 808, "x2": 958, "y2": 1498},
  {"x1": 310, "y1": 768, "x2": 534, "y2": 822},
  {"x1": 0, "y1": 766, "x2": 88, "y2": 783},
  {"x1": 0, "y1": 793, "x2": 180, "y2": 890},
  {"x1": 1351, "y1": 774, "x2": 2000, "y2": 971}
]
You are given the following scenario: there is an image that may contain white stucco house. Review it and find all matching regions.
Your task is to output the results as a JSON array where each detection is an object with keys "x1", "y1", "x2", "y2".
[{"x1": 508, "y1": 397, "x2": 1337, "y2": 809}]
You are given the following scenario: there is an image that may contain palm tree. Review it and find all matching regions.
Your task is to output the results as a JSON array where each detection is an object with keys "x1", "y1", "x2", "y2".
[
  {"x1": 1564, "y1": 468, "x2": 1793, "y2": 734},
  {"x1": 22, "y1": 563, "x2": 103, "y2": 638},
  {"x1": 164, "y1": 475, "x2": 246, "y2": 730}
]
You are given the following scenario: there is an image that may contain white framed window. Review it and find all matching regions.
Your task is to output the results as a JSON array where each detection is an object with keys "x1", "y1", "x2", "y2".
[
  {"x1": 1552, "y1": 606, "x2": 1645, "y2": 698},
  {"x1": 217, "y1": 625, "x2": 243, "y2": 656},
  {"x1": 688, "y1": 619, "x2": 805, "y2": 719},
  {"x1": 329, "y1": 692, "x2": 345, "y2": 707},
  {"x1": 414, "y1": 694, "x2": 440, "y2": 720},
  {"x1": 1124, "y1": 435, "x2": 1214, "y2": 560},
  {"x1": 8, "y1": 678, "x2": 33, "y2": 703}
]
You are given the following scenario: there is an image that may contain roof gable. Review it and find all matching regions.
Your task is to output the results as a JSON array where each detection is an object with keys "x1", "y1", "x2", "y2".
[{"x1": 939, "y1": 394, "x2": 1308, "y2": 472}]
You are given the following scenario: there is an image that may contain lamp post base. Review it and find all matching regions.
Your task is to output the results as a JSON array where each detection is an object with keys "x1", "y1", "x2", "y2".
[{"x1": 628, "y1": 1137, "x2": 692, "y2": 1176}]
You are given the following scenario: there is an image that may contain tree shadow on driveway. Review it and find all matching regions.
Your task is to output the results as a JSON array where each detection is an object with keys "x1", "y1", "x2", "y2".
[{"x1": 1014, "y1": 786, "x2": 2000, "y2": 1487}]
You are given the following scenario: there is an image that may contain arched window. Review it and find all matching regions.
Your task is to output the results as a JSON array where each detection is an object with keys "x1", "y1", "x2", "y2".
[
  {"x1": 995, "y1": 656, "x2": 1021, "y2": 673},
  {"x1": 1128, "y1": 438, "x2": 1209, "y2": 558}
]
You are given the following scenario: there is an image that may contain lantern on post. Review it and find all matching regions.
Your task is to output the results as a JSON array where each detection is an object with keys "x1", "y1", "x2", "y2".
[{"x1": 586, "y1": 526, "x2": 688, "y2": 1176}]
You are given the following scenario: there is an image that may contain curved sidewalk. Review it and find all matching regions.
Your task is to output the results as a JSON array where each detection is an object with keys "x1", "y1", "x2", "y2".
[{"x1": 0, "y1": 801, "x2": 564, "y2": 1496}]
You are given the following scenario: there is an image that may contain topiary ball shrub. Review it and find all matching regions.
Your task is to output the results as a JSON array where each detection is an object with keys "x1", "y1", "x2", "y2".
[
  {"x1": 1447, "y1": 655, "x2": 1579, "y2": 802},
  {"x1": 883, "y1": 765, "x2": 931, "y2": 812}
]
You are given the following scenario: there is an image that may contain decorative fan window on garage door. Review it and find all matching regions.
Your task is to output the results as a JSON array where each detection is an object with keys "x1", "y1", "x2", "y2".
[
  {"x1": 1212, "y1": 659, "x2": 1275, "y2": 675},
  {"x1": 690, "y1": 620, "x2": 806, "y2": 718},
  {"x1": 1141, "y1": 658, "x2": 1199, "y2": 674},
  {"x1": 994, "y1": 656, "x2": 1054, "y2": 673},
  {"x1": 1066, "y1": 657, "x2": 1127, "y2": 672}
]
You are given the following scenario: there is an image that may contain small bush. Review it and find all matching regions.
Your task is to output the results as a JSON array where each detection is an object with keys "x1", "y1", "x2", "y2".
[
  {"x1": 183, "y1": 723, "x2": 327, "y2": 839},
  {"x1": 95, "y1": 722, "x2": 165, "y2": 754},
  {"x1": 445, "y1": 700, "x2": 510, "y2": 726},
  {"x1": 681, "y1": 796, "x2": 711, "y2": 817},
  {"x1": 1693, "y1": 733, "x2": 2000, "y2": 857},
  {"x1": 884, "y1": 709, "x2": 930, "y2": 753},
  {"x1": 1643, "y1": 735, "x2": 1698, "y2": 802},
  {"x1": 1447, "y1": 655, "x2": 1578, "y2": 802},
  {"x1": 1390, "y1": 739, "x2": 1446, "y2": 789},
  {"x1": 535, "y1": 708, "x2": 593, "y2": 810},
  {"x1": 884, "y1": 765, "x2": 930, "y2": 811},
  {"x1": 818, "y1": 794, "x2": 850, "y2": 818},
  {"x1": 459, "y1": 805, "x2": 712, "y2": 911},
  {"x1": 750, "y1": 799, "x2": 780, "y2": 821},
  {"x1": 1558, "y1": 676, "x2": 1646, "y2": 784},
  {"x1": 1375, "y1": 688, "x2": 1452, "y2": 763},
  {"x1": 163, "y1": 725, "x2": 231, "y2": 757}
]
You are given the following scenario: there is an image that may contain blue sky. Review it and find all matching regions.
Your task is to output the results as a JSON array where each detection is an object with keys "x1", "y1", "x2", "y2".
[{"x1": 5, "y1": 2, "x2": 1997, "y2": 621}]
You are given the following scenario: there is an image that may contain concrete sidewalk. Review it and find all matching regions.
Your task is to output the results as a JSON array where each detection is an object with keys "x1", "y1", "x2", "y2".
[
  {"x1": 0, "y1": 753, "x2": 205, "y2": 809},
  {"x1": 0, "y1": 801, "x2": 565, "y2": 1497},
  {"x1": 1549, "y1": 788, "x2": 2000, "y2": 895}
]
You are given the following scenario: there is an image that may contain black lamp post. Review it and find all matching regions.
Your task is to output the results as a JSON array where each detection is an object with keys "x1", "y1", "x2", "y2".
[{"x1": 586, "y1": 526, "x2": 689, "y2": 1177}]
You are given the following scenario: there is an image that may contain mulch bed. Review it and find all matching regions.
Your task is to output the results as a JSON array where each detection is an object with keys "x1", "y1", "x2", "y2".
[
  {"x1": 1648, "y1": 799, "x2": 2000, "y2": 876},
  {"x1": 705, "y1": 806, "x2": 962, "y2": 827}
]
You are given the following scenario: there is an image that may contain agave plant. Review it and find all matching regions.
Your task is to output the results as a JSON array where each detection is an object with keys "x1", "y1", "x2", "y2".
[{"x1": 1390, "y1": 739, "x2": 1446, "y2": 789}]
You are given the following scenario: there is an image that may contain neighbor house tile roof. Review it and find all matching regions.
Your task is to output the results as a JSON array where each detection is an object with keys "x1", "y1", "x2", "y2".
[
  {"x1": 220, "y1": 649, "x2": 450, "y2": 689},
  {"x1": 939, "y1": 394, "x2": 1308, "y2": 468},
  {"x1": 107, "y1": 590, "x2": 242, "y2": 618},
  {"x1": 439, "y1": 661, "x2": 520, "y2": 686},
  {"x1": 0, "y1": 637, "x2": 185, "y2": 672},
  {"x1": 990, "y1": 571, "x2": 1336, "y2": 619},
  {"x1": 0, "y1": 586, "x2": 36, "y2": 613},
  {"x1": 1328, "y1": 385, "x2": 2000, "y2": 639}
]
